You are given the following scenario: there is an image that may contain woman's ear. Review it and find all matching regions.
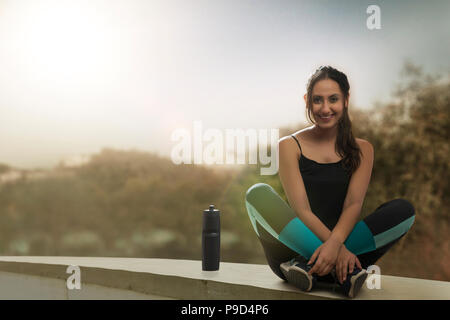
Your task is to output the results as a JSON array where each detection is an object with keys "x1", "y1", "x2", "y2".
[{"x1": 303, "y1": 93, "x2": 307, "y2": 103}]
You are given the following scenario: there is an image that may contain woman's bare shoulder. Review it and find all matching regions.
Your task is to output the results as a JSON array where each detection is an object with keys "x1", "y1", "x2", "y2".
[
  {"x1": 291, "y1": 126, "x2": 314, "y2": 140},
  {"x1": 278, "y1": 135, "x2": 298, "y2": 152},
  {"x1": 355, "y1": 137, "x2": 372, "y2": 147},
  {"x1": 355, "y1": 138, "x2": 374, "y2": 156},
  {"x1": 279, "y1": 127, "x2": 313, "y2": 144}
]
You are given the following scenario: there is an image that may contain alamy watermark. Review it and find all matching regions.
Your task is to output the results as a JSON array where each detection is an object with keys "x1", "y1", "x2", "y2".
[
  {"x1": 170, "y1": 121, "x2": 279, "y2": 175},
  {"x1": 366, "y1": 264, "x2": 381, "y2": 290},
  {"x1": 366, "y1": 5, "x2": 381, "y2": 30},
  {"x1": 66, "y1": 265, "x2": 81, "y2": 290}
]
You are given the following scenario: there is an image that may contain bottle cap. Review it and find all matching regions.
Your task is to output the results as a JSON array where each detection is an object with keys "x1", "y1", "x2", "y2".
[{"x1": 204, "y1": 204, "x2": 220, "y2": 214}]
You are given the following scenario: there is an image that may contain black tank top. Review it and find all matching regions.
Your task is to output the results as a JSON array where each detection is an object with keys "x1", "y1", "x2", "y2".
[{"x1": 290, "y1": 134, "x2": 351, "y2": 230}]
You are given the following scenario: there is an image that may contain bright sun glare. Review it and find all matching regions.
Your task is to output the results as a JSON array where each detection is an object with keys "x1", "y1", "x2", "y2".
[{"x1": 14, "y1": 1, "x2": 114, "y2": 88}]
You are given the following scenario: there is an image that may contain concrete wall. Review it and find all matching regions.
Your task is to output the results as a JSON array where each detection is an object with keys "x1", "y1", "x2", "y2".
[
  {"x1": 0, "y1": 271, "x2": 170, "y2": 300},
  {"x1": 0, "y1": 256, "x2": 448, "y2": 300}
]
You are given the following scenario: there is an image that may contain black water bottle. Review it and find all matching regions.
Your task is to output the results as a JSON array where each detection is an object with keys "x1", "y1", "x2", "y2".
[{"x1": 202, "y1": 204, "x2": 220, "y2": 271}]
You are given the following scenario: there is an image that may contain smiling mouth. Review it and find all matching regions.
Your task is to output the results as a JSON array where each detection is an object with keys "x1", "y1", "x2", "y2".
[{"x1": 319, "y1": 114, "x2": 335, "y2": 119}]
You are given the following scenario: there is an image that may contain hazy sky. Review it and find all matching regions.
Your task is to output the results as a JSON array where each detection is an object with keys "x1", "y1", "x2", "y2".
[{"x1": 0, "y1": 0, "x2": 449, "y2": 168}]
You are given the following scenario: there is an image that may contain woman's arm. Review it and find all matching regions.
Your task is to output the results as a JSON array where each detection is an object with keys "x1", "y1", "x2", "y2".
[
  {"x1": 329, "y1": 139, "x2": 374, "y2": 244},
  {"x1": 278, "y1": 136, "x2": 332, "y2": 242},
  {"x1": 307, "y1": 138, "x2": 374, "y2": 277},
  {"x1": 331, "y1": 139, "x2": 374, "y2": 282}
]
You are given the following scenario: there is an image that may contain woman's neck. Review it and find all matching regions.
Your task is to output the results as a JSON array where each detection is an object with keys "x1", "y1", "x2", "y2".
[{"x1": 310, "y1": 124, "x2": 338, "y2": 143}]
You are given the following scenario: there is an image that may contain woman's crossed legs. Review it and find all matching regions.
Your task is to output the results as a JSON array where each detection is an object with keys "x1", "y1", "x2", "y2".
[{"x1": 245, "y1": 183, "x2": 415, "y2": 281}]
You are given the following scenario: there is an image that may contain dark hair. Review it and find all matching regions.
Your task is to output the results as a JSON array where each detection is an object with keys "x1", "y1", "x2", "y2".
[{"x1": 305, "y1": 65, "x2": 362, "y2": 175}]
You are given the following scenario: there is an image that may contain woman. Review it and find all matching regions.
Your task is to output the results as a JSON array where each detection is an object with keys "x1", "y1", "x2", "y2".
[{"x1": 245, "y1": 66, "x2": 415, "y2": 298}]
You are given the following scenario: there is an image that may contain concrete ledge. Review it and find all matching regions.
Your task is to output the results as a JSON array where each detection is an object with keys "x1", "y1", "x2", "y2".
[{"x1": 0, "y1": 256, "x2": 448, "y2": 300}]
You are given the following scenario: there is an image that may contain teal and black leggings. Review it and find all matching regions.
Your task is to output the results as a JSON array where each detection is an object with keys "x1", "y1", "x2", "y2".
[{"x1": 245, "y1": 183, "x2": 415, "y2": 280}]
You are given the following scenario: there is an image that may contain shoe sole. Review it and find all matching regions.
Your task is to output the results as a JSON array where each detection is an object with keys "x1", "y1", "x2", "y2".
[
  {"x1": 280, "y1": 261, "x2": 313, "y2": 292},
  {"x1": 348, "y1": 270, "x2": 368, "y2": 298}
]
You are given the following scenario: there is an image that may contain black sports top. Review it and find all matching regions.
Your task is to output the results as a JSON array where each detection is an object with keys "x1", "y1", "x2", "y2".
[{"x1": 290, "y1": 134, "x2": 351, "y2": 230}]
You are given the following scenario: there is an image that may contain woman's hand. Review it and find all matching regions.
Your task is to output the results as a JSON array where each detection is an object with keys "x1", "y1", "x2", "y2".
[
  {"x1": 307, "y1": 237, "x2": 342, "y2": 277},
  {"x1": 336, "y1": 245, "x2": 362, "y2": 284}
]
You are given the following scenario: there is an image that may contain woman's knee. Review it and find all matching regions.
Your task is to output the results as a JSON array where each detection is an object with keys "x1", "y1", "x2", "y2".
[
  {"x1": 392, "y1": 198, "x2": 416, "y2": 219},
  {"x1": 364, "y1": 198, "x2": 416, "y2": 237},
  {"x1": 245, "y1": 183, "x2": 275, "y2": 203}
]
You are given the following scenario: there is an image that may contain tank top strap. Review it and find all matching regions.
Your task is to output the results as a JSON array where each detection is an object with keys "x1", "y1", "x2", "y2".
[{"x1": 290, "y1": 135, "x2": 302, "y2": 153}]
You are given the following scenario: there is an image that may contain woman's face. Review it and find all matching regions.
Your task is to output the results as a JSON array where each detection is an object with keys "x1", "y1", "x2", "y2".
[{"x1": 304, "y1": 78, "x2": 348, "y2": 129}]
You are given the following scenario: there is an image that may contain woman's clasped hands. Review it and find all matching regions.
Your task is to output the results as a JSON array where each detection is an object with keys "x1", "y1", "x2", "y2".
[{"x1": 307, "y1": 236, "x2": 362, "y2": 284}]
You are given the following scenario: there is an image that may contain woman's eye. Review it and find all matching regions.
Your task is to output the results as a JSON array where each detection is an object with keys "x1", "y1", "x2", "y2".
[
  {"x1": 313, "y1": 97, "x2": 321, "y2": 103},
  {"x1": 329, "y1": 97, "x2": 338, "y2": 103}
]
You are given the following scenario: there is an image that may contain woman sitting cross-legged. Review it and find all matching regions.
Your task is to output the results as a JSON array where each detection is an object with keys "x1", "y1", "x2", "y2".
[{"x1": 245, "y1": 66, "x2": 415, "y2": 298}]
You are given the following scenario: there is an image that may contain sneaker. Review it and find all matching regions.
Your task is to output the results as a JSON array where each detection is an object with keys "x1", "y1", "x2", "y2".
[
  {"x1": 339, "y1": 268, "x2": 368, "y2": 298},
  {"x1": 280, "y1": 255, "x2": 316, "y2": 292}
]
